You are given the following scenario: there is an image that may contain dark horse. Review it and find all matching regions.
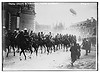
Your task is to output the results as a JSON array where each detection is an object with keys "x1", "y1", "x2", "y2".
[
  {"x1": 5, "y1": 31, "x2": 16, "y2": 57},
  {"x1": 62, "y1": 37, "x2": 70, "y2": 52},
  {"x1": 53, "y1": 37, "x2": 61, "y2": 51},
  {"x1": 17, "y1": 31, "x2": 33, "y2": 60},
  {"x1": 39, "y1": 37, "x2": 47, "y2": 54},
  {"x1": 45, "y1": 35, "x2": 55, "y2": 54},
  {"x1": 31, "y1": 33, "x2": 39, "y2": 56}
]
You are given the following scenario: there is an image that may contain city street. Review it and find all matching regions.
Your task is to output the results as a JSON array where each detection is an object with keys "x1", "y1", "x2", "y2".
[{"x1": 3, "y1": 47, "x2": 96, "y2": 70}]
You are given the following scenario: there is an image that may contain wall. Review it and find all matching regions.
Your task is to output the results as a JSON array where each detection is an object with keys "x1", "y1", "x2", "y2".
[{"x1": 19, "y1": 13, "x2": 35, "y2": 31}]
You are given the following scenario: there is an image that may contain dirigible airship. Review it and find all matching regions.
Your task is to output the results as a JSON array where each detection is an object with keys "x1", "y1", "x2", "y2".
[{"x1": 70, "y1": 8, "x2": 77, "y2": 15}]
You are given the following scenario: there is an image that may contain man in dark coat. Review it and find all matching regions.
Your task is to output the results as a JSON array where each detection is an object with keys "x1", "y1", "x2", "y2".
[
  {"x1": 70, "y1": 42, "x2": 78, "y2": 66},
  {"x1": 82, "y1": 39, "x2": 91, "y2": 55},
  {"x1": 88, "y1": 40, "x2": 91, "y2": 53},
  {"x1": 85, "y1": 39, "x2": 91, "y2": 55},
  {"x1": 76, "y1": 43, "x2": 81, "y2": 59}
]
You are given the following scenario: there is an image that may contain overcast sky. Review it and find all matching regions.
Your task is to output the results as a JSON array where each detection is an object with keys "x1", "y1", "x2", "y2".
[{"x1": 35, "y1": 3, "x2": 97, "y2": 27}]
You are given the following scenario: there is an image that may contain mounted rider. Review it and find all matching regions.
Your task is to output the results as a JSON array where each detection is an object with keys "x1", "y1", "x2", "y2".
[
  {"x1": 23, "y1": 28, "x2": 29, "y2": 36},
  {"x1": 23, "y1": 28, "x2": 31, "y2": 46},
  {"x1": 48, "y1": 32, "x2": 52, "y2": 39},
  {"x1": 40, "y1": 32, "x2": 45, "y2": 40}
]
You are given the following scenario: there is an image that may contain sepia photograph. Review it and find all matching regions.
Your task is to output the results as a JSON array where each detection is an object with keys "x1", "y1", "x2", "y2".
[{"x1": 2, "y1": 2, "x2": 98, "y2": 71}]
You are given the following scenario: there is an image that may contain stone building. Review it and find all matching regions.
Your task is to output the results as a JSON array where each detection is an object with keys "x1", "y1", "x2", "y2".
[{"x1": 2, "y1": 2, "x2": 36, "y2": 32}]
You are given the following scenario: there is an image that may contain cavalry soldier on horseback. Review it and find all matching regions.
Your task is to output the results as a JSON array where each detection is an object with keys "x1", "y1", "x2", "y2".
[
  {"x1": 40, "y1": 32, "x2": 44, "y2": 40},
  {"x1": 24, "y1": 28, "x2": 29, "y2": 36},
  {"x1": 23, "y1": 28, "x2": 30, "y2": 44},
  {"x1": 18, "y1": 28, "x2": 33, "y2": 60},
  {"x1": 30, "y1": 30, "x2": 33, "y2": 37},
  {"x1": 48, "y1": 32, "x2": 52, "y2": 40},
  {"x1": 45, "y1": 32, "x2": 52, "y2": 42}
]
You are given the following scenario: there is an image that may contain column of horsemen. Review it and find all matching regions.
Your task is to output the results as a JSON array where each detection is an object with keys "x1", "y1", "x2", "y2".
[{"x1": 5, "y1": 28, "x2": 91, "y2": 66}]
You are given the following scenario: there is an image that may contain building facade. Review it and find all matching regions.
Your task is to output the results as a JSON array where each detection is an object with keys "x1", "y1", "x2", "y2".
[{"x1": 2, "y1": 2, "x2": 36, "y2": 32}]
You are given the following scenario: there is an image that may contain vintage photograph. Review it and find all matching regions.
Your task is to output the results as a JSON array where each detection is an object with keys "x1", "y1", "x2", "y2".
[{"x1": 2, "y1": 2, "x2": 98, "y2": 70}]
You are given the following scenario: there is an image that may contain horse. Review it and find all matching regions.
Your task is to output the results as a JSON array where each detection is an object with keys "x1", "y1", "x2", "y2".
[
  {"x1": 31, "y1": 33, "x2": 39, "y2": 56},
  {"x1": 45, "y1": 35, "x2": 55, "y2": 54},
  {"x1": 17, "y1": 31, "x2": 33, "y2": 60},
  {"x1": 5, "y1": 31, "x2": 16, "y2": 57},
  {"x1": 62, "y1": 38, "x2": 70, "y2": 52}
]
